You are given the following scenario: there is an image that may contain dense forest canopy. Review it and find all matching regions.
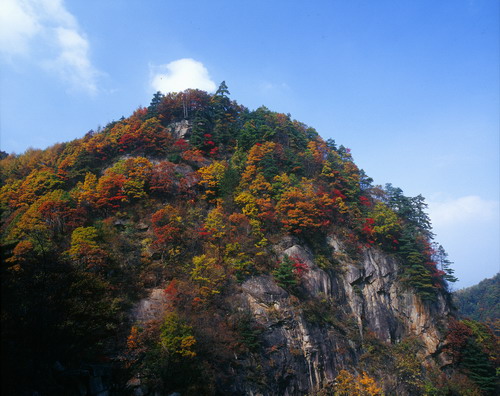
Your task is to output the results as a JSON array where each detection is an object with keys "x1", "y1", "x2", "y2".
[
  {"x1": 1, "y1": 84, "x2": 497, "y2": 395},
  {"x1": 454, "y1": 274, "x2": 500, "y2": 325}
]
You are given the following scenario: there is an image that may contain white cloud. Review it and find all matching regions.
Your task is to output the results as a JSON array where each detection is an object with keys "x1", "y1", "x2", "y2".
[
  {"x1": 0, "y1": 0, "x2": 99, "y2": 94},
  {"x1": 0, "y1": 0, "x2": 40, "y2": 55},
  {"x1": 44, "y1": 26, "x2": 99, "y2": 94},
  {"x1": 428, "y1": 195, "x2": 499, "y2": 228},
  {"x1": 428, "y1": 195, "x2": 499, "y2": 289},
  {"x1": 150, "y1": 58, "x2": 216, "y2": 94},
  {"x1": 38, "y1": 0, "x2": 77, "y2": 27}
]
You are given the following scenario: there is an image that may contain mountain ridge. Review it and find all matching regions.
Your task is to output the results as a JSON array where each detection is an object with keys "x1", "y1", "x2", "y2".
[
  {"x1": 1, "y1": 84, "x2": 497, "y2": 395},
  {"x1": 453, "y1": 273, "x2": 500, "y2": 325}
]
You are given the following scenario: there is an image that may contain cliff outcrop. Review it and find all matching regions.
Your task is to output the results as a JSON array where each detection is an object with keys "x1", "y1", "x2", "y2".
[{"x1": 220, "y1": 236, "x2": 452, "y2": 395}]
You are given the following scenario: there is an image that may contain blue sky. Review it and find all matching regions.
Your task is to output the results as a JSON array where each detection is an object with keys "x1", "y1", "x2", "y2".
[{"x1": 1, "y1": 0, "x2": 498, "y2": 288}]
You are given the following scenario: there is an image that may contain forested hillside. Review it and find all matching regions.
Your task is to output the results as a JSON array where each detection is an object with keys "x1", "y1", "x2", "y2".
[
  {"x1": 454, "y1": 274, "x2": 500, "y2": 325},
  {"x1": 1, "y1": 83, "x2": 497, "y2": 395}
]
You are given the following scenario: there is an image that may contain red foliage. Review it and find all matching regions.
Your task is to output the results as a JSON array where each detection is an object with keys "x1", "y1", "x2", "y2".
[
  {"x1": 96, "y1": 173, "x2": 128, "y2": 210},
  {"x1": 361, "y1": 218, "x2": 375, "y2": 244},
  {"x1": 173, "y1": 139, "x2": 189, "y2": 151},
  {"x1": 150, "y1": 161, "x2": 176, "y2": 195},
  {"x1": 359, "y1": 195, "x2": 372, "y2": 208},
  {"x1": 444, "y1": 319, "x2": 474, "y2": 361},
  {"x1": 65, "y1": 207, "x2": 88, "y2": 229},
  {"x1": 228, "y1": 213, "x2": 251, "y2": 238},
  {"x1": 164, "y1": 279, "x2": 180, "y2": 304},
  {"x1": 153, "y1": 224, "x2": 181, "y2": 246},
  {"x1": 333, "y1": 189, "x2": 347, "y2": 200},
  {"x1": 38, "y1": 199, "x2": 70, "y2": 233},
  {"x1": 150, "y1": 206, "x2": 184, "y2": 252},
  {"x1": 118, "y1": 133, "x2": 135, "y2": 152},
  {"x1": 291, "y1": 256, "x2": 309, "y2": 277},
  {"x1": 197, "y1": 226, "x2": 211, "y2": 237}
]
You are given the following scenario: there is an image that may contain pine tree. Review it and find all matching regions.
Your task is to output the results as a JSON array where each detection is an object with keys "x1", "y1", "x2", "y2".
[
  {"x1": 273, "y1": 255, "x2": 297, "y2": 289},
  {"x1": 460, "y1": 338, "x2": 498, "y2": 395},
  {"x1": 147, "y1": 91, "x2": 164, "y2": 119},
  {"x1": 432, "y1": 243, "x2": 458, "y2": 285},
  {"x1": 398, "y1": 228, "x2": 437, "y2": 301}
]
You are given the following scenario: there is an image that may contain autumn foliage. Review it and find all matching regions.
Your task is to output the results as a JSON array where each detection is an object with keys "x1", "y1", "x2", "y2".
[{"x1": 0, "y1": 85, "x2": 461, "y2": 395}]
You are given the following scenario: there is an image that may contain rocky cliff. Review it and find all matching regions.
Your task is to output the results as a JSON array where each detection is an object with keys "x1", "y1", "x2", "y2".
[
  {"x1": 224, "y1": 237, "x2": 451, "y2": 395},
  {"x1": 128, "y1": 234, "x2": 452, "y2": 396}
]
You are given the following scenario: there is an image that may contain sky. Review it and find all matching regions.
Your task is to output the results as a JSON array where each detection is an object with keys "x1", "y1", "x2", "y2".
[{"x1": 0, "y1": 0, "x2": 498, "y2": 288}]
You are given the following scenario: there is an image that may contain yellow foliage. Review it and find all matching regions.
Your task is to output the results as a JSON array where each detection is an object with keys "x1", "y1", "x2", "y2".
[
  {"x1": 303, "y1": 141, "x2": 328, "y2": 173},
  {"x1": 68, "y1": 226, "x2": 100, "y2": 256},
  {"x1": 123, "y1": 178, "x2": 148, "y2": 199},
  {"x1": 320, "y1": 161, "x2": 337, "y2": 181},
  {"x1": 124, "y1": 156, "x2": 153, "y2": 179},
  {"x1": 6, "y1": 240, "x2": 34, "y2": 266},
  {"x1": 335, "y1": 197, "x2": 350, "y2": 215},
  {"x1": 160, "y1": 312, "x2": 197, "y2": 358},
  {"x1": 122, "y1": 157, "x2": 153, "y2": 199},
  {"x1": 77, "y1": 172, "x2": 98, "y2": 206},
  {"x1": 67, "y1": 226, "x2": 107, "y2": 271},
  {"x1": 235, "y1": 191, "x2": 259, "y2": 217},
  {"x1": 197, "y1": 161, "x2": 227, "y2": 201},
  {"x1": 334, "y1": 370, "x2": 383, "y2": 395},
  {"x1": 15, "y1": 169, "x2": 63, "y2": 208},
  {"x1": 179, "y1": 335, "x2": 197, "y2": 357},
  {"x1": 249, "y1": 173, "x2": 272, "y2": 196},
  {"x1": 204, "y1": 204, "x2": 227, "y2": 240},
  {"x1": 0, "y1": 180, "x2": 22, "y2": 209},
  {"x1": 191, "y1": 254, "x2": 226, "y2": 296},
  {"x1": 358, "y1": 372, "x2": 384, "y2": 395},
  {"x1": 372, "y1": 202, "x2": 402, "y2": 245}
]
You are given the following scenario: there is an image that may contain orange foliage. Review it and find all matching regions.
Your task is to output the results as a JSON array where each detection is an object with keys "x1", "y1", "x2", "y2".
[
  {"x1": 241, "y1": 141, "x2": 277, "y2": 184},
  {"x1": 276, "y1": 183, "x2": 331, "y2": 234},
  {"x1": 334, "y1": 370, "x2": 383, "y2": 395}
]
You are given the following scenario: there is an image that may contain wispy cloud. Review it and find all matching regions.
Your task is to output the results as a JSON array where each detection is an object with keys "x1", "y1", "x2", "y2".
[
  {"x1": 0, "y1": 0, "x2": 40, "y2": 55},
  {"x1": 259, "y1": 81, "x2": 291, "y2": 94},
  {"x1": 150, "y1": 58, "x2": 216, "y2": 94},
  {"x1": 0, "y1": 0, "x2": 100, "y2": 94},
  {"x1": 428, "y1": 195, "x2": 499, "y2": 228}
]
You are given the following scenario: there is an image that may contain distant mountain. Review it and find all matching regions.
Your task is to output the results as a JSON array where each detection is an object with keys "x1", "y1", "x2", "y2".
[{"x1": 454, "y1": 273, "x2": 500, "y2": 323}]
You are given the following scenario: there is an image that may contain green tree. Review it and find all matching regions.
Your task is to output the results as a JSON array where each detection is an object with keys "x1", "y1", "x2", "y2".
[
  {"x1": 273, "y1": 255, "x2": 297, "y2": 290},
  {"x1": 460, "y1": 338, "x2": 497, "y2": 394},
  {"x1": 432, "y1": 243, "x2": 457, "y2": 285},
  {"x1": 147, "y1": 91, "x2": 164, "y2": 119},
  {"x1": 384, "y1": 184, "x2": 433, "y2": 238},
  {"x1": 398, "y1": 230, "x2": 438, "y2": 301}
]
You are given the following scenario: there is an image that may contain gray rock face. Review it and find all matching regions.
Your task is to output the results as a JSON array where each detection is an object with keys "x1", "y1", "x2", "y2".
[
  {"x1": 168, "y1": 120, "x2": 191, "y2": 140},
  {"x1": 233, "y1": 237, "x2": 451, "y2": 395},
  {"x1": 172, "y1": 163, "x2": 200, "y2": 189},
  {"x1": 131, "y1": 288, "x2": 168, "y2": 323}
]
